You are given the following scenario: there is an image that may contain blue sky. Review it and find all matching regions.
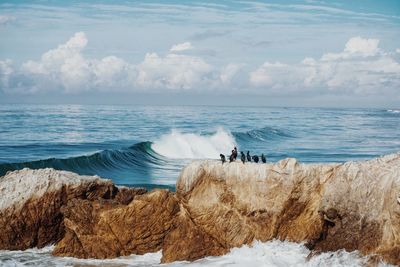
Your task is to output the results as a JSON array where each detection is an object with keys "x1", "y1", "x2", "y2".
[{"x1": 0, "y1": 0, "x2": 399, "y2": 107}]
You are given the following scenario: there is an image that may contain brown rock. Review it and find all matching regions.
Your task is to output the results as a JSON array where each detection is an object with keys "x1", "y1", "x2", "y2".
[
  {"x1": 0, "y1": 168, "x2": 145, "y2": 251},
  {"x1": 161, "y1": 206, "x2": 228, "y2": 263},
  {"x1": 53, "y1": 189, "x2": 179, "y2": 259},
  {"x1": 175, "y1": 153, "x2": 400, "y2": 265}
]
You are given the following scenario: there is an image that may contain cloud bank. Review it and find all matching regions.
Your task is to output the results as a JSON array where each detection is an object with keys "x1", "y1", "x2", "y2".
[
  {"x1": 250, "y1": 36, "x2": 400, "y2": 95},
  {"x1": 0, "y1": 33, "x2": 399, "y2": 97}
]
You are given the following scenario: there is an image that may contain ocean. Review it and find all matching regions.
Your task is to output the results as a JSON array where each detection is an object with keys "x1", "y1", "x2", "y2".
[{"x1": 0, "y1": 104, "x2": 399, "y2": 266}]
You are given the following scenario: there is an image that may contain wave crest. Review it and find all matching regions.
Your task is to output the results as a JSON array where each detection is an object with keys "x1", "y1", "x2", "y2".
[{"x1": 152, "y1": 128, "x2": 236, "y2": 159}]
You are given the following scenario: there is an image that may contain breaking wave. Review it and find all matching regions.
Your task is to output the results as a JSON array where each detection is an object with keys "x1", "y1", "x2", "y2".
[
  {"x1": 152, "y1": 128, "x2": 236, "y2": 159},
  {"x1": 0, "y1": 127, "x2": 293, "y2": 186}
]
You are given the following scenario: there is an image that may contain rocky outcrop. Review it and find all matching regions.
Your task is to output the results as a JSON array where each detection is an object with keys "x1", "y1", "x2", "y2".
[
  {"x1": 0, "y1": 168, "x2": 145, "y2": 250},
  {"x1": 53, "y1": 189, "x2": 179, "y2": 258},
  {"x1": 175, "y1": 153, "x2": 400, "y2": 265},
  {"x1": 1, "y1": 153, "x2": 399, "y2": 265}
]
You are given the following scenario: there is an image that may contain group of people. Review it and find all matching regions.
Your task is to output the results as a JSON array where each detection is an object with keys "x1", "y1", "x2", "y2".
[{"x1": 219, "y1": 147, "x2": 267, "y2": 164}]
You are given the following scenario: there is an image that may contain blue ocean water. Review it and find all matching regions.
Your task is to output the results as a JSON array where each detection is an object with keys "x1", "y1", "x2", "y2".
[{"x1": 0, "y1": 104, "x2": 399, "y2": 189}]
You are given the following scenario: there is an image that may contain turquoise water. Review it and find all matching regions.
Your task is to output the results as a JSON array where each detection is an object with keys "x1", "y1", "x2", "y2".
[{"x1": 0, "y1": 104, "x2": 399, "y2": 189}]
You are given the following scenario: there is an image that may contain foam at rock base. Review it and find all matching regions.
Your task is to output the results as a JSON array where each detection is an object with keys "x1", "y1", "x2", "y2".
[
  {"x1": 0, "y1": 241, "x2": 391, "y2": 267},
  {"x1": 151, "y1": 128, "x2": 236, "y2": 159}
]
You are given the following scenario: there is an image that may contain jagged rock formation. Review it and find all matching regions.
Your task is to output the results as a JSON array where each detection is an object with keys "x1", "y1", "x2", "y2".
[
  {"x1": 53, "y1": 189, "x2": 179, "y2": 258},
  {"x1": 175, "y1": 153, "x2": 400, "y2": 265},
  {"x1": 0, "y1": 168, "x2": 145, "y2": 250},
  {"x1": 1, "y1": 153, "x2": 399, "y2": 265}
]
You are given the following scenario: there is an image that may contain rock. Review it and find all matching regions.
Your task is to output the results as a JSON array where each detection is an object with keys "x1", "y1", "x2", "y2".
[
  {"x1": 53, "y1": 189, "x2": 179, "y2": 259},
  {"x1": 161, "y1": 206, "x2": 228, "y2": 263},
  {"x1": 1, "y1": 153, "x2": 400, "y2": 265},
  {"x1": 175, "y1": 153, "x2": 400, "y2": 265},
  {"x1": 0, "y1": 168, "x2": 145, "y2": 250}
]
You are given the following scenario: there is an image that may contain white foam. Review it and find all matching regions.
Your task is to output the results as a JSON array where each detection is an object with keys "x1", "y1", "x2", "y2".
[
  {"x1": 387, "y1": 109, "x2": 400, "y2": 113},
  {"x1": 0, "y1": 246, "x2": 162, "y2": 267},
  {"x1": 152, "y1": 128, "x2": 236, "y2": 159},
  {"x1": 174, "y1": 240, "x2": 378, "y2": 267},
  {"x1": 0, "y1": 240, "x2": 392, "y2": 267}
]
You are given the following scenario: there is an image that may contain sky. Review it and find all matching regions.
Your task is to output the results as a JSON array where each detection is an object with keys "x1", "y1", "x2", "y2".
[{"x1": 0, "y1": 0, "x2": 399, "y2": 107}]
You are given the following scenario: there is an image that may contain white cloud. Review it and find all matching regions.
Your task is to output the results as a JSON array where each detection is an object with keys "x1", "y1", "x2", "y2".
[
  {"x1": 93, "y1": 56, "x2": 135, "y2": 89},
  {"x1": 321, "y1": 36, "x2": 381, "y2": 61},
  {"x1": 250, "y1": 36, "x2": 400, "y2": 95},
  {"x1": 1, "y1": 33, "x2": 398, "y2": 97},
  {"x1": 8, "y1": 32, "x2": 137, "y2": 93},
  {"x1": 0, "y1": 32, "x2": 240, "y2": 94},
  {"x1": 343, "y1": 36, "x2": 380, "y2": 56},
  {"x1": 22, "y1": 32, "x2": 88, "y2": 74},
  {"x1": 220, "y1": 64, "x2": 242, "y2": 85},
  {"x1": 169, "y1": 42, "x2": 193, "y2": 52},
  {"x1": 136, "y1": 53, "x2": 213, "y2": 90}
]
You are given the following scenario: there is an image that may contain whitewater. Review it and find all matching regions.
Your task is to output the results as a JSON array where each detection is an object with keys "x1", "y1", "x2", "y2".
[
  {"x1": 0, "y1": 104, "x2": 399, "y2": 266},
  {"x1": 0, "y1": 240, "x2": 392, "y2": 267}
]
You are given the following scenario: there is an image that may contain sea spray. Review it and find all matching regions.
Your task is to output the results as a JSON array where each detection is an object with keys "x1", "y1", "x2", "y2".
[{"x1": 152, "y1": 128, "x2": 236, "y2": 159}]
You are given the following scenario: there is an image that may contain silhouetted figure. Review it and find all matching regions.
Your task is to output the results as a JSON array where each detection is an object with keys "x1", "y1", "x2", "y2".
[
  {"x1": 252, "y1": 155, "x2": 259, "y2": 163},
  {"x1": 246, "y1": 151, "x2": 251, "y2": 162},
  {"x1": 261, "y1": 154, "x2": 266, "y2": 163},
  {"x1": 220, "y1": 154, "x2": 226, "y2": 164},
  {"x1": 229, "y1": 150, "x2": 235, "y2": 162},
  {"x1": 240, "y1": 151, "x2": 246, "y2": 164},
  {"x1": 233, "y1": 147, "x2": 238, "y2": 160}
]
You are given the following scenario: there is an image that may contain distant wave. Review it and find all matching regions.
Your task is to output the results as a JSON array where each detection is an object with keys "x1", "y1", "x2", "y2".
[
  {"x1": 387, "y1": 109, "x2": 400, "y2": 114},
  {"x1": 152, "y1": 128, "x2": 236, "y2": 159},
  {"x1": 234, "y1": 126, "x2": 293, "y2": 142}
]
